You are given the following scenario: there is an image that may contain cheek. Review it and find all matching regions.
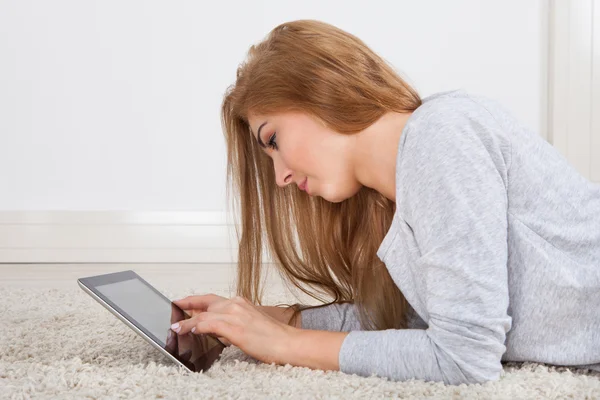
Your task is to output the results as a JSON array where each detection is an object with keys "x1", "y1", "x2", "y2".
[
  {"x1": 281, "y1": 131, "x2": 338, "y2": 177},
  {"x1": 281, "y1": 139, "x2": 314, "y2": 169}
]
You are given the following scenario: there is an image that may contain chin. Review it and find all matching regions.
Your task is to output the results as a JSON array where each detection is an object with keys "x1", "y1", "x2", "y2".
[
  {"x1": 322, "y1": 187, "x2": 361, "y2": 203},
  {"x1": 323, "y1": 196, "x2": 345, "y2": 204}
]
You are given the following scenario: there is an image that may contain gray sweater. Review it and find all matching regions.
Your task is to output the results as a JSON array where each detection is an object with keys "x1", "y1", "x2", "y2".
[{"x1": 300, "y1": 89, "x2": 600, "y2": 385}]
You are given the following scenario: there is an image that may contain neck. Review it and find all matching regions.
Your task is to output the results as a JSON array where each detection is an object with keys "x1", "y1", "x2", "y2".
[{"x1": 351, "y1": 111, "x2": 413, "y2": 202}]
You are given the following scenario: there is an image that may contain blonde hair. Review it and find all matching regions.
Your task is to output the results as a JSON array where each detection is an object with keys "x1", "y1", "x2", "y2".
[{"x1": 220, "y1": 19, "x2": 422, "y2": 330}]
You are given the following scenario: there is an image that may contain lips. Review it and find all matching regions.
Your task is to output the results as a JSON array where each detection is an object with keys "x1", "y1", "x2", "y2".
[{"x1": 299, "y1": 177, "x2": 308, "y2": 192}]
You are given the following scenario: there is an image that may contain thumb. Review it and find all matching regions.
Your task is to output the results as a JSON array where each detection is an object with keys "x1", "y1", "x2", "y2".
[
  {"x1": 172, "y1": 298, "x2": 191, "y2": 310},
  {"x1": 172, "y1": 298, "x2": 192, "y2": 316},
  {"x1": 217, "y1": 336, "x2": 231, "y2": 346}
]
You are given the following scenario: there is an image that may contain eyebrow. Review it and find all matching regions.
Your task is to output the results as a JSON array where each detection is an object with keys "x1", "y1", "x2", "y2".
[{"x1": 255, "y1": 121, "x2": 268, "y2": 149}]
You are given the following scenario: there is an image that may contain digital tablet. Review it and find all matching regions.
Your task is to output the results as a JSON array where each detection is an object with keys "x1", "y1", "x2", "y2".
[{"x1": 77, "y1": 270, "x2": 226, "y2": 372}]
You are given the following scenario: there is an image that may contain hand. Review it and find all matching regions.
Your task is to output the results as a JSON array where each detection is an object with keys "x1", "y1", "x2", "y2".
[
  {"x1": 172, "y1": 294, "x2": 232, "y2": 346},
  {"x1": 171, "y1": 294, "x2": 298, "y2": 366}
]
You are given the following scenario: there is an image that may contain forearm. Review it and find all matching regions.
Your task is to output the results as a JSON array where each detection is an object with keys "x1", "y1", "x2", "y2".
[
  {"x1": 286, "y1": 328, "x2": 350, "y2": 371},
  {"x1": 261, "y1": 305, "x2": 349, "y2": 370}
]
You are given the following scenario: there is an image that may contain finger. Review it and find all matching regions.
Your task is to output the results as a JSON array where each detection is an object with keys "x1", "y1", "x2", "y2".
[
  {"x1": 191, "y1": 318, "x2": 237, "y2": 346},
  {"x1": 173, "y1": 311, "x2": 238, "y2": 336},
  {"x1": 172, "y1": 294, "x2": 227, "y2": 312}
]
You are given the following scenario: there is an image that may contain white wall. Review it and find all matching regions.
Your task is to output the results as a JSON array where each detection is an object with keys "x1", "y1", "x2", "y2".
[
  {"x1": 0, "y1": 0, "x2": 551, "y2": 262},
  {"x1": 0, "y1": 0, "x2": 548, "y2": 212}
]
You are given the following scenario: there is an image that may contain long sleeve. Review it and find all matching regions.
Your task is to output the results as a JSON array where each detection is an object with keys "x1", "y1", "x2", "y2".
[
  {"x1": 338, "y1": 101, "x2": 513, "y2": 385},
  {"x1": 301, "y1": 301, "x2": 429, "y2": 332},
  {"x1": 300, "y1": 302, "x2": 362, "y2": 332}
]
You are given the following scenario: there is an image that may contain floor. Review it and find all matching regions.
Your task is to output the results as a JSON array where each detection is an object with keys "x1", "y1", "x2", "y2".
[{"x1": 3, "y1": 264, "x2": 599, "y2": 397}]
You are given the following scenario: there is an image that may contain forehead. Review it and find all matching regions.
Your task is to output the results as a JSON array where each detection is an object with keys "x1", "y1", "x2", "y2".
[
  {"x1": 247, "y1": 112, "x2": 265, "y2": 127},
  {"x1": 248, "y1": 110, "x2": 311, "y2": 131},
  {"x1": 248, "y1": 110, "x2": 279, "y2": 124}
]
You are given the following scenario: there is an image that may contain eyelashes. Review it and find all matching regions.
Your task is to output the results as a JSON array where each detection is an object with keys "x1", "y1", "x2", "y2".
[{"x1": 267, "y1": 132, "x2": 278, "y2": 150}]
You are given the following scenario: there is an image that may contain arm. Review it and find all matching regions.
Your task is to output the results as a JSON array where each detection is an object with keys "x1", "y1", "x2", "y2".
[
  {"x1": 257, "y1": 303, "x2": 356, "y2": 371},
  {"x1": 260, "y1": 301, "x2": 362, "y2": 331},
  {"x1": 285, "y1": 105, "x2": 513, "y2": 385},
  {"x1": 300, "y1": 302, "x2": 362, "y2": 331}
]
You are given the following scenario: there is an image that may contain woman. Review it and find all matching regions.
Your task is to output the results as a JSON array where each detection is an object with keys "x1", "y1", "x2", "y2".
[{"x1": 170, "y1": 19, "x2": 600, "y2": 385}]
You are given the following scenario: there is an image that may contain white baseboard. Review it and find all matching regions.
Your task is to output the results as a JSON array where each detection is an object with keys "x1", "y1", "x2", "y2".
[{"x1": 0, "y1": 211, "x2": 269, "y2": 263}]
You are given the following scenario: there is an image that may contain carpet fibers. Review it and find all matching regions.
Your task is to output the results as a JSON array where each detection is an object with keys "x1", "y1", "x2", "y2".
[{"x1": 1, "y1": 286, "x2": 599, "y2": 399}]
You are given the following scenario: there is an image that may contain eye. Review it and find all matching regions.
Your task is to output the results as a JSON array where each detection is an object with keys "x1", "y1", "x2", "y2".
[{"x1": 267, "y1": 132, "x2": 278, "y2": 150}]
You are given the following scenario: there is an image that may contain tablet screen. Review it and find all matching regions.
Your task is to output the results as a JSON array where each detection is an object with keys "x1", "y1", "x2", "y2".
[
  {"x1": 80, "y1": 270, "x2": 226, "y2": 372},
  {"x1": 96, "y1": 278, "x2": 180, "y2": 346}
]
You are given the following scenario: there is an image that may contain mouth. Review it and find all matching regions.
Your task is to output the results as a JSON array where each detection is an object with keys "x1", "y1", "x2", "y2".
[{"x1": 299, "y1": 177, "x2": 308, "y2": 192}]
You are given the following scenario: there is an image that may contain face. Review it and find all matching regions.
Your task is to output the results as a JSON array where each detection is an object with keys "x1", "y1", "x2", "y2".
[{"x1": 247, "y1": 110, "x2": 362, "y2": 203}]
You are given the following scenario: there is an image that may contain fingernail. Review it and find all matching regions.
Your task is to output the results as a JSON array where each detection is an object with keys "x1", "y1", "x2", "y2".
[
  {"x1": 191, "y1": 327, "x2": 196, "y2": 333},
  {"x1": 171, "y1": 322, "x2": 180, "y2": 332}
]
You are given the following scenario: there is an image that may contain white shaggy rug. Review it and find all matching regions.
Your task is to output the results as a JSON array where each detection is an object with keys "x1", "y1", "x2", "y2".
[{"x1": 1, "y1": 285, "x2": 599, "y2": 399}]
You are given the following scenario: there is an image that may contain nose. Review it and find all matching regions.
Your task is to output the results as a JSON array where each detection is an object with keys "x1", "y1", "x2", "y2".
[{"x1": 273, "y1": 157, "x2": 294, "y2": 188}]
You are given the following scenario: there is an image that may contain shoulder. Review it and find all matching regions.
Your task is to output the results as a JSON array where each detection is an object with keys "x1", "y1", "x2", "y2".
[
  {"x1": 395, "y1": 90, "x2": 512, "y2": 209},
  {"x1": 406, "y1": 90, "x2": 498, "y2": 141},
  {"x1": 399, "y1": 89, "x2": 509, "y2": 162}
]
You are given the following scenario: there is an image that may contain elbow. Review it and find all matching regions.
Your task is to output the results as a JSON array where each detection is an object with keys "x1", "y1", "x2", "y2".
[
  {"x1": 429, "y1": 337, "x2": 506, "y2": 385},
  {"x1": 443, "y1": 350, "x2": 505, "y2": 385},
  {"x1": 436, "y1": 352, "x2": 503, "y2": 385},
  {"x1": 456, "y1": 338, "x2": 507, "y2": 385},
  {"x1": 428, "y1": 318, "x2": 509, "y2": 385},
  {"x1": 459, "y1": 362, "x2": 503, "y2": 385}
]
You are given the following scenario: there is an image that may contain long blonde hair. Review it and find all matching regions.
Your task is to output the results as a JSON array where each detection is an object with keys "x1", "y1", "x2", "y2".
[{"x1": 220, "y1": 19, "x2": 422, "y2": 331}]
